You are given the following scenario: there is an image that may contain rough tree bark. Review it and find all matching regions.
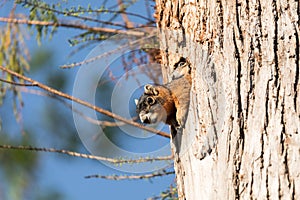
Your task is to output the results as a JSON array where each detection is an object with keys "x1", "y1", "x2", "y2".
[{"x1": 155, "y1": 0, "x2": 300, "y2": 199}]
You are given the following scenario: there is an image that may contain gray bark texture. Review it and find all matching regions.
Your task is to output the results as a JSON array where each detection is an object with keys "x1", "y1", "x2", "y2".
[{"x1": 155, "y1": 0, "x2": 300, "y2": 199}]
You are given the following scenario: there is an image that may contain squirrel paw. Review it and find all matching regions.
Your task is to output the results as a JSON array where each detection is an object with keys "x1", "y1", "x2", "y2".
[{"x1": 176, "y1": 109, "x2": 188, "y2": 130}]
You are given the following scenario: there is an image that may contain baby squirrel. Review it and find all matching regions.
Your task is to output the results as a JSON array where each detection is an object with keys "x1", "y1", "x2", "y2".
[{"x1": 135, "y1": 57, "x2": 192, "y2": 130}]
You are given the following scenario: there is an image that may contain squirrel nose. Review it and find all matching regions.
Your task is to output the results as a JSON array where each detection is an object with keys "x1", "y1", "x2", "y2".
[
  {"x1": 139, "y1": 113, "x2": 150, "y2": 124},
  {"x1": 143, "y1": 117, "x2": 150, "y2": 123}
]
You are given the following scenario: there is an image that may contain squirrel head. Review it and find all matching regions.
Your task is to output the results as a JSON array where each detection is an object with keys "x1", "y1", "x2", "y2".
[
  {"x1": 172, "y1": 57, "x2": 191, "y2": 79},
  {"x1": 135, "y1": 84, "x2": 175, "y2": 124}
]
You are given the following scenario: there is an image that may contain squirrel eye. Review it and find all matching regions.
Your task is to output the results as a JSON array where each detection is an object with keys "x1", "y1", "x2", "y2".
[
  {"x1": 177, "y1": 61, "x2": 186, "y2": 67},
  {"x1": 146, "y1": 97, "x2": 155, "y2": 105}
]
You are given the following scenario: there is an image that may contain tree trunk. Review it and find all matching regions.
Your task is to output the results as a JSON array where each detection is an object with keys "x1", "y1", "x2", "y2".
[{"x1": 155, "y1": 0, "x2": 300, "y2": 199}]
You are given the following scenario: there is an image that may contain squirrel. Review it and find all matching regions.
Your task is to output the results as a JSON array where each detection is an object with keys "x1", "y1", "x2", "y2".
[{"x1": 135, "y1": 57, "x2": 192, "y2": 130}]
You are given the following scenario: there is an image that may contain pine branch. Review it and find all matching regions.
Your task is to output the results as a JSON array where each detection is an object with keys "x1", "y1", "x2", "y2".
[
  {"x1": 0, "y1": 17, "x2": 145, "y2": 36},
  {"x1": 18, "y1": 0, "x2": 128, "y2": 29},
  {"x1": 0, "y1": 65, "x2": 170, "y2": 138},
  {"x1": 18, "y1": 0, "x2": 155, "y2": 24},
  {"x1": 60, "y1": 30, "x2": 156, "y2": 68}
]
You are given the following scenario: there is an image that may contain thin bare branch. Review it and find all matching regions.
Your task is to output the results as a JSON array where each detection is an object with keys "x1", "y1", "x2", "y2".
[
  {"x1": 117, "y1": 0, "x2": 134, "y2": 28},
  {"x1": 0, "y1": 78, "x2": 37, "y2": 86},
  {"x1": 0, "y1": 17, "x2": 145, "y2": 36},
  {"x1": 85, "y1": 170, "x2": 175, "y2": 180},
  {"x1": 0, "y1": 65, "x2": 170, "y2": 138},
  {"x1": 0, "y1": 144, "x2": 173, "y2": 164}
]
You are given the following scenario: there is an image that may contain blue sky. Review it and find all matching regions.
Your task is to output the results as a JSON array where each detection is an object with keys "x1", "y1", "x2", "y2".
[{"x1": 0, "y1": 1, "x2": 175, "y2": 199}]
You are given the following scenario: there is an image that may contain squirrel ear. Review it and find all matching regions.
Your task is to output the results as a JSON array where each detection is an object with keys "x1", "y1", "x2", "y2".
[
  {"x1": 144, "y1": 84, "x2": 152, "y2": 92},
  {"x1": 152, "y1": 88, "x2": 159, "y2": 95},
  {"x1": 144, "y1": 84, "x2": 159, "y2": 95},
  {"x1": 134, "y1": 99, "x2": 139, "y2": 105}
]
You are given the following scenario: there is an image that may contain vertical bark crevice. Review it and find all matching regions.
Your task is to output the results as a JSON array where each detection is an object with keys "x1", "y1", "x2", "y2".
[
  {"x1": 206, "y1": 95, "x2": 218, "y2": 154},
  {"x1": 216, "y1": 0, "x2": 224, "y2": 48},
  {"x1": 233, "y1": 28, "x2": 245, "y2": 199},
  {"x1": 260, "y1": 127, "x2": 265, "y2": 170},
  {"x1": 280, "y1": 95, "x2": 286, "y2": 154},
  {"x1": 175, "y1": 1, "x2": 183, "y2": 24},
  {"x1": 266, "y1": 160, "x2": 270, "y2": 199},
  {"x1": 235, "y1": 0, "x2": 244, "y2": 43},
  {"x1": 272, "y1": 0, "x2": 281, "y2": 110},
  {"x1": 293, "y1": 26, "x2": 299, "y2": 111},
  {"x1": 227, "y1": 116, "x2": 234, "y2": 163},
  {"x1": 264, "y1": 82, "x2": 270, "y2": 128},
  {"x1": 292, "y1": 179, "x2": 295, "y2": 200},
  {"x1": 255, "y1": 0, "x2": 263, "y2": 67},
  {"x1": 284, "y1": 148, "x2": 291, "y2": 191},
  {"x1": 278, "y1": 176, "x2": 282, "y2": 199},
  {"x1": 245, "y1": 0, "x2": 250, "y2": 17},
  {"x1": 272, "y1": 0, "x2": 279, "y2": 73},
  {"x1": 246, "y1": 38, "x2": 255, "y2": 120},
  {"x1": 250, "y1": 170, "x2": 254, "y2": 198},
  {"x1": 261, "y1": 81, "x2": 270, "y2": 173}
]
